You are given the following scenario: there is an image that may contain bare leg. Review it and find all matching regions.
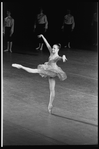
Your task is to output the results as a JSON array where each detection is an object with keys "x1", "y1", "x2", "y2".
[
  {"x1": 7, "y1": 42, "x2": 9, "y2": 51},
  {"x1": 7, "y1": 42, "x2": 9, "y2": 50},
  {"x1": 36, "y1": 43, "x2": 40, "y2": 50},
  {"x1": 68, "y1": 42, "x2": 70, "y2": 48},
  {"x1": 40, "y1": 43, "x2": 43, "y2": 51},
  {"x1": 10, "y1": 42, "x2": 12, "y2": 52},
  {"x1": 48, "y1": 78, "x2": 56, "y2": 113},
  {"x1": 4, "y1": 42, "x2": 9, "y2": 52},
  {"x1": 12, "y1": 64, "x2": 40, "y2": 73}
]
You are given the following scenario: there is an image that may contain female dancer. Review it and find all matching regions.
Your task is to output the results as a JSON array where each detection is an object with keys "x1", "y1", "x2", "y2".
[{"x1": 12, "y1": 34, "x2": 67, "y2": 113}]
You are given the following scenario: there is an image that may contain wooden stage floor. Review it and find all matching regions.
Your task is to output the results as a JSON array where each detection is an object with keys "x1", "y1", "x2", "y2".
[{"x1": 3, "y1": 47, "x2": 98, "y2": 145}]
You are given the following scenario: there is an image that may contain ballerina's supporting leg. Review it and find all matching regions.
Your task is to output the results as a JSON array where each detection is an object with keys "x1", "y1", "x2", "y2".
[
  {"x1": 12, "y1": 64, "x2": 40, "y2": 73},
  {"x1": 48, "y1": 78, "x2": 56, "y2": 113}
]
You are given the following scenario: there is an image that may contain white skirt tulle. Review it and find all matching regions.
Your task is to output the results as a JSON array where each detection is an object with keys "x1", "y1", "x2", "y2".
[{"x1": 37, "y1": 62, "x2": 67, "y2": 81}]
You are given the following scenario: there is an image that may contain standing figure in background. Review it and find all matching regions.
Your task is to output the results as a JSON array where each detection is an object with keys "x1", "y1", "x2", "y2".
[
  {"x1": 3, "y1": 11, "x2": 14, "y2": 52},
  {"x1": 62, "y1": 9, "x2": 75, "y2": 48},
  {"x1": 34, "y1": 8, "x2": 48, "y2": 51},
  {"x1": 91, "y1": 12, "x2": 98, "y2": 46}
]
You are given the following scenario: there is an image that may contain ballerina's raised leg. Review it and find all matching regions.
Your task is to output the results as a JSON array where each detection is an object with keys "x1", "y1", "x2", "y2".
[{"x1": 12, "y1": 64, "x2": 40, "y2": 73}]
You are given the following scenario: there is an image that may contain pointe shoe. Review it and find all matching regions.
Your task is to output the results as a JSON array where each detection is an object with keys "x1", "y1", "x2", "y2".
[
  {"x1": 48, "y1": 104, "x2": 53, "y2": 114},
  {"x1": 12, "y1": 64, "x2": 22, "y2": 69}
]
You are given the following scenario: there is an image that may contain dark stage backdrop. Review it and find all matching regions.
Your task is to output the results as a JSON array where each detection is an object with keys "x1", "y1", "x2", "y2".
[{"x1": 3, "y1": 2, "x2": 97, "y2": 49}]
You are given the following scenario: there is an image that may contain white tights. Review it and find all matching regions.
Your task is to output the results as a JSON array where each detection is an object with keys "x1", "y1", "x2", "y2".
[
  {"x1": 12, "y1": 64, "x2": 40, "y2": 73},
  {"x1": 48, "y1": 78, "x2": 55, "y2": 113}
]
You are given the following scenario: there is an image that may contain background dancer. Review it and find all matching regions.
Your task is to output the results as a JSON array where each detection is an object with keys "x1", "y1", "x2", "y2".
[
  {"x1": 91, "y1": 11, "x2": 98, "y2": 46},
  {"x1": 62, "y1": 9, "x2": 75, "y2": 48},
  {"x1": 3, "y1": 10, "x2": 14, "y2": 52},
  {"x1": 12, "y1": 34, "x2": 67, "y2": 113},
  {"x1": 34, "y1": 8, "x2": 48, "y2": 51}
]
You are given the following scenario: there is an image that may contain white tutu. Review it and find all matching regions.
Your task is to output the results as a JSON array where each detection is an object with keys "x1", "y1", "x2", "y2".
[{"x1": 37, "y1": 62, "x2": 67, "y2": 81}]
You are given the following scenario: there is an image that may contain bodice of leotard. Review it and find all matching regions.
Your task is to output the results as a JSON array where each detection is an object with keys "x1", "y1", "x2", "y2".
[
  {"x1": 47, "y1": 55, "x2": 62, "y2": 68},
  {"x1": 49, "y1": 55, "x2": 61, "y2": 63}
]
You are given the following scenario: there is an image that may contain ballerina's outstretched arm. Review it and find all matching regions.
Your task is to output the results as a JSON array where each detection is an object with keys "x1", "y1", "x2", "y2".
[
  {"x1": 12, "y1": 64, "x2": 40, "y2": 73},
  {"x1": 38, "y1": 34, "x2": 52, "y2": 53}
]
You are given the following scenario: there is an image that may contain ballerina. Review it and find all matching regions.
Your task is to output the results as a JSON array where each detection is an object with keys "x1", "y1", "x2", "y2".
[{"x1": 12, "y1": 34, "x2": 67, "y2": 113}]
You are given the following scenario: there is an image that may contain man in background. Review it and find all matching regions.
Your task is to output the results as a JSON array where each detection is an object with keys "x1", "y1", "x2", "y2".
[{"x1": 3, "y1": 10, "x2": 14, "y2": 52}]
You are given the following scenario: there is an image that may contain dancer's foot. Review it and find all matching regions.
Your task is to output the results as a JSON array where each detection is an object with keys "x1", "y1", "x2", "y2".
[
  {"x1": 36, "y1": 46, "x2": 40, "y2": 50},
  {"x1": 10, "y1": 49, "x2": 12, "y2": 53},
  {"x1": 12, "y1": 64, "x2": 22, "y2": 69},
  {"x1": 4, "y1": 49, "x2": 9, "y2": 52},
  {"x1": 48, "y1": 104, "x2": 53, "y2": 114}
]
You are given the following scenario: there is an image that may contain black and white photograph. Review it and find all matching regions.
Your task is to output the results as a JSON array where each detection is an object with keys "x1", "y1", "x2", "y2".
[{"x1": 1, "y1": 1, "x2": 98, "y2": 146}]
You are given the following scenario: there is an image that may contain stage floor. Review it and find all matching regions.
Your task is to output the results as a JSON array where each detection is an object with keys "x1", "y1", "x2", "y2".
[{"x1": 3, "y1": 47, "x2": 98, "y2": 145}]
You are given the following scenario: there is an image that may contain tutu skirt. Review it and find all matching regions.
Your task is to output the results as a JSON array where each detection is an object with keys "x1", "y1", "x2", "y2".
[{"x1": 37, "y1": 62, "x2": 67, "y2": 81}]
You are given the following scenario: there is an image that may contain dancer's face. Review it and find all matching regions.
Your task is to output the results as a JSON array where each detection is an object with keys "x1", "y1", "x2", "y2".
[
  {"x1": 7, "y1": 11, "x2": 11, "y2": 16},
  {"x1": 52, "y1": 45, "x2": 59, "y2": 54}
]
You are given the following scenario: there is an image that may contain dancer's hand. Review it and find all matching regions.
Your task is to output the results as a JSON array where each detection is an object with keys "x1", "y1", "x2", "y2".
[
  {"x1": 12, "y1": 64, "x2": 22, "y2": 69},
  {"x1": 38, "y1": 34, "x2": 43, "y2": 38},
  {"x1": 62, "y1": 55, "x2": 67, "y2": 62}
]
